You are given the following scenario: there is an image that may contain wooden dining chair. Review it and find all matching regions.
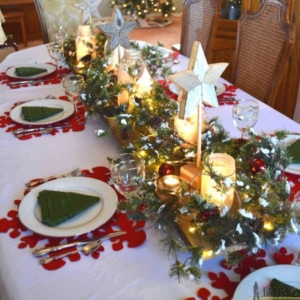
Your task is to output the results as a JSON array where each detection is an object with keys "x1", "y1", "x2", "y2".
[
  {"x1": 231, "y1": 0, "x2": 295, "y2": 107},
  {"x1": 0, "y1": 42, "x2": 18, "y2": 63},
  {"x1": 179, "y1": 0, "x2": 219, "y2": 58},
  {"x1": 34, "y1": 0, "x2": 49, "y2": 44},
  {"x1": 34, "y1": 0, "x2": 81, "y2": 43}
]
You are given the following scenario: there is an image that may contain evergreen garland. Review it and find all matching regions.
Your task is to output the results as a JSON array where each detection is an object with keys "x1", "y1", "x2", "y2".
[{"x1": 63, "y1": 36, "x2": 296, "y2": 282}]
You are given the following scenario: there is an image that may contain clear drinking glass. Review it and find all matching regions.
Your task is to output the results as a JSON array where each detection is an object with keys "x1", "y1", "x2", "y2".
[
  {"x1": 53, "y1": 24, "x2": 67, "y2": 45},
  {"x1": 110, "y1": 153, "x2": 145, "y2": 197},
  {"x1": 232, "y1": 99, "x2": 259, "y2": 139},
  {"x1": 292, "y1": 191, "x2": 300, "y2": 235},
  {"x1": 47, "y1": 42, "x2": 63, "y2": 75},
  {"x1": 62, "y1": 74, "x2": 85, "y2": 118}
]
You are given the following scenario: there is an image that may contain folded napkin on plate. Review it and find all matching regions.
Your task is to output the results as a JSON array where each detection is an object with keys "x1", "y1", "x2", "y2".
[
  {"x1": 288, "y1": 139, "x2": 300, "y2": 164},
  {"x1": 21, "y1": 106, "x2": 63, "y2": 122},
  {"x1": 14, "y1": 67, "x2": 48, "y2": 77},
  {"x1": 270, "y1": 278, "x2": 300, "y2": 297},
  {"x1": 38, "y1": 190, "x2": 100, "y2": 227}
]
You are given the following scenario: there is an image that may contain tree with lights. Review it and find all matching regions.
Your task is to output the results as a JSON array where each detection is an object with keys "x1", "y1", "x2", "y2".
[{"x1": 111, "y1": 0, "x2": 176, "y2": 19}]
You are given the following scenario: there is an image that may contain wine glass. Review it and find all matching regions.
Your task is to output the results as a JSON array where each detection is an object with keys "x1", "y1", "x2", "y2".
[
  {"x1": 53, "y1": 24, "x2": 67, "y2": 45},
  {"x1": 47, "y1": 42, "x2": 63, "y2": 75},
  {"x1": 291, "y1": 191, "x2": 300, "y2": 235},
  {"x1": 110, "y1": 153, "x2": 145, "y2": 197},
  {"x1": 232, "y1": 99, "x2": 259, "y2": 139},
  {"x1": 62, "y1": 74, "x2": 85, "y2": 118}
]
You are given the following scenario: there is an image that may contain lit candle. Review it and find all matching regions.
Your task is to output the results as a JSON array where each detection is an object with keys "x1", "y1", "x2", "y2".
[
  {"x1": 157, "y1": 174, "x2": 181, "y2": 193},
  {"x1": 201, "y1": 153, "x2": 236, "y2": 210},
  {"x1": 163, "y1": 175, "x2": 181, "y2": 189},
  {"x1": 174, "y1": 105, "x2": 206, "y2": 145}
]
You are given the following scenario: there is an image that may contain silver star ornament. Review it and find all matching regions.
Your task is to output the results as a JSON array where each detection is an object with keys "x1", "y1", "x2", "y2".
[{"x1": 98, "y1": 6, "x2": 137, "y2": 51}]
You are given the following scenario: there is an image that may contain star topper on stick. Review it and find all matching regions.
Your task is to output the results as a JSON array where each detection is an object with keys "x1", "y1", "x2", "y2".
[
  {"x1": 73, "y1": 0, "x2": 103, "y2": 23},
  {"x1": 168, "y1": 41, "x2": 228, "y2": 119},
  {"x1": 98, "y1": 6, "x2": 137, "y2": 51}
]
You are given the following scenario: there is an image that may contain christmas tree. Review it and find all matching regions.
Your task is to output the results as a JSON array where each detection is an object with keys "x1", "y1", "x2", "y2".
[{"x1": 111, "y1": 0, "x2": 176, "y2": 19}]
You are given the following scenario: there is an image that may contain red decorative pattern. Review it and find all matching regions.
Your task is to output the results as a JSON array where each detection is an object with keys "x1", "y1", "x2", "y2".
[
  {"x1": 184, "y1": 248, "x2": 295, "y2": 300},
  {"x1": 0, "y1": 64, "x2": 71, "y2": 89},
  {"x1": 0, "y1": 96, "x2": 86, "y2": 140},
  {"x1": 158, "y1": 80, "x2": 238, "y2": 105},
  {"x1": 0, "y1": 166, "x2": 146, "y2": 270}
]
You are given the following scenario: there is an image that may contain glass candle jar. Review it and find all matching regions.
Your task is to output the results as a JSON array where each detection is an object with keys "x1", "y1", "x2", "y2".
[
  {"x1": 117, "y1": 49, "x2": 152, "y2": 106},
  {"x1": 201, "y1": 153, "x2": 236, "y2": 210},
  {"x1": 76, "y1": 25, "x2": 96, "y2": 65}
]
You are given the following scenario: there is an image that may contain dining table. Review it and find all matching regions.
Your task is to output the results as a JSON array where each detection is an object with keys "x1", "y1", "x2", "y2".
[{"x1": 1, "y1": 43, "x2": 300, "y2": 300}]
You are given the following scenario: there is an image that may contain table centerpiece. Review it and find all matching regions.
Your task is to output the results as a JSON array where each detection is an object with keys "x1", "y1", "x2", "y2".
[{"x1": 61, "y1": 15, "x2": 296, "y2": 283}]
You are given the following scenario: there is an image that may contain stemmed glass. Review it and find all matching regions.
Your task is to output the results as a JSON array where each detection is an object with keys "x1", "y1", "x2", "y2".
[
  {"x1": 110, "y1": 153, "x2": 145, "y2": 197},
  {"x1": 292, "y1": 191, "x2": 300, "y2": 234},
  {"x1": 232, "y1": 99, "x2": 259, "y2": 139},
  {"x1": 47, "y1": 42, "x2": 63, "y2": 75},
  {"x1": 53, "y1": 24, "x2": 67, "y2": 45},
  {"x1": 62, "y1": 74, "x2": 85, "y2": 119}
]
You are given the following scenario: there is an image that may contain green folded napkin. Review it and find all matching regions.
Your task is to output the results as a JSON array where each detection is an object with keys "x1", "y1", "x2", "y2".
[
  {"x1": 21, "y1": 106, "x2": 63, "y2": 122},
  {"x1": 15, "y1": 67, "x2": 48, "y2": 77},
  {"x1": 288, "y1": 139, "x2": 300, "y2": 164},
  {"x1": 270, "y1": 278, "x2": 300, "y2": 297},
  {"x1": 38, "y1": 190, "x2": 100, "y2": 227}
]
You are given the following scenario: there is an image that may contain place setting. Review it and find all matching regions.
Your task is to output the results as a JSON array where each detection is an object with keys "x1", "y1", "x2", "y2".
[
  {"x1": 0, "y1": 73, "x2": 88, "y2": 139},
  {"x1": 0, "y1": 62, "x2": 71, "y2": 89},
  {"x1": 0, "y1": 165, "x2": 146, "y2": 270}
]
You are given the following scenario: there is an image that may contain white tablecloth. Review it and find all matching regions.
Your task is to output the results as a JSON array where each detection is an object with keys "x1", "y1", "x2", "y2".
[{"x1": 0, "y1": 45, "x2": 300, "y2": 300}]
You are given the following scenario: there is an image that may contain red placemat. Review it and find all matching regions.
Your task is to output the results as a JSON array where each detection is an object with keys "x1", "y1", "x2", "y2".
[
  {"x1": 0, "y1": 64, "x2": 71, "y2": 89},
  {"x1": 0, "y1": 96, "x2": 86, "y2": 140},
  {"x1": 0, "y1": 166, "x2": 146, "y2": 270}
]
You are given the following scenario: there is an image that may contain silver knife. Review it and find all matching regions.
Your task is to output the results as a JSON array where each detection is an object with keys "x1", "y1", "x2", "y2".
[{"x1": 32, "y1": 231, "x2": 126, "y2": 257}]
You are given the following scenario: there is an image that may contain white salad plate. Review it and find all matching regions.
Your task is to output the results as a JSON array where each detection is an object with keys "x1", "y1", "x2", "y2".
[
  {"x1": 10, "y1": 99, "x2": 74, "y2": 125},
  {"x1": 284, "y1": 135, "x2": 300, "y2": 175},
  {"x1": 18, "y1": 177, "x2": 118, "y2": 237},
  {"x1": 6, "y1": 63, "x2": 56, "y2": 80},
  {"x1": 233, "y1": 264, "x2": 300, "y2": 299},
  {"x1": 169, "y1": 82, "x2": 226, "y2": 96}
]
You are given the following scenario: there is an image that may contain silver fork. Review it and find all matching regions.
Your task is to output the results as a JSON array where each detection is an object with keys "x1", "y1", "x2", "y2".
[{"x1": 25, "y1": 168, "x2": 82, "y2": 187}]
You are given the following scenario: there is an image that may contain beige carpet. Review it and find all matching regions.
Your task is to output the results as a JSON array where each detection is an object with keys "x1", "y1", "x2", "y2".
[{"x1": 129, "y1": 15, "x2": 181, "y2": 50}]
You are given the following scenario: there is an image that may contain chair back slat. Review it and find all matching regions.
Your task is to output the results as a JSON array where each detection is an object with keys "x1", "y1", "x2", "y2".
[
  {"x1": 232, "y1": 0, "x2": 295, "y2": 106},
  {"x1": 34, "y1": 0, "x2": 49, "y2": 44}
]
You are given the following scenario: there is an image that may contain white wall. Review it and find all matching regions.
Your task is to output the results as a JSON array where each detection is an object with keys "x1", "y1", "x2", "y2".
[{"x1": 293, "y1": 81, "x2": 300, "y2": 124}]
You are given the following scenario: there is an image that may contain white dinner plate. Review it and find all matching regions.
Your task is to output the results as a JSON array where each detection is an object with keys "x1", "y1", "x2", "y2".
[
  {"x1": 6, "y1": 63, "x2": 56, "y2": 80},
  {"x1": 18, "y1": 177, "x2": 118, "y2": 237},
  {"x1": 284, "y1": 135, "x2": 300, "y2": 175},
  {"x1": 233, "y1": 265, "x2": 300, "y2": 299},
  {"x1": 169, "y1": 82, "x2": 226, "y2": 96},
  {"x1": 10, "y1": 99, "x2": 74, "y2": 125}
]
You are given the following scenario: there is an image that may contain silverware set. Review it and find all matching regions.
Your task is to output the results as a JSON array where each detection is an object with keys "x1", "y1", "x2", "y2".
[
  {"x1": 12, "y1": 124, "x2": 75, "y2": 137},
  {"x1": 8, "y1": 79, "x2": 51, "y2": 87},
  {"x1": 33, "y1": 231, "x2": 126, "y2": 265},
  {"x1": 25, "y1": 167, "x2": 82, "y2": 188}
]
